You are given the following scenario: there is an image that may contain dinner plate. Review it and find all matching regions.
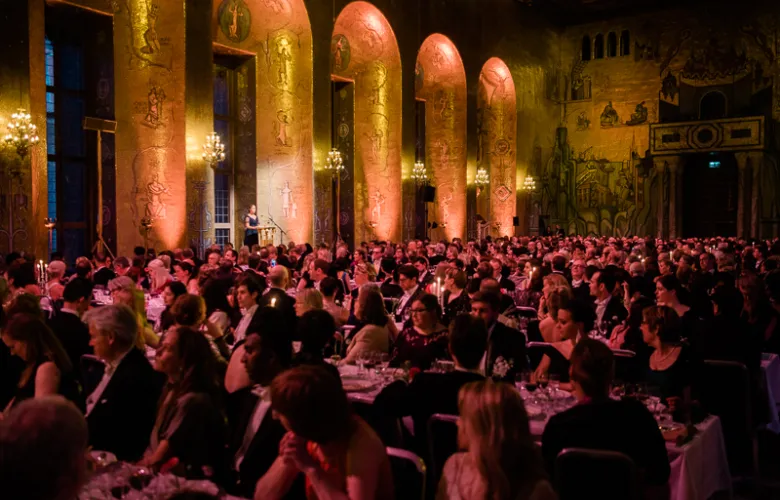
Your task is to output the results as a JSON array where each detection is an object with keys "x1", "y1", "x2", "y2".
[
  {"x1": 342, "y1": 379, "x2": 377, "y2": 392},
  {"x1": 89, "y1": 450, "x2": 117, "y2": 467}
]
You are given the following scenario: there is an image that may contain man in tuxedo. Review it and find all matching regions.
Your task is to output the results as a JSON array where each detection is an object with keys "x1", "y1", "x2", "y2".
[
  {"x1": 570, "y1": 259, "x2": 590, "y2": 302},
  {"x1": 470, "y1": 291, "x2": 527, "y2": 380},
  {"x1": 310, "y1": 259, "x2": 330, "y2": 291},
  {"x1": 233, "y1": 274, "x2": 264, "y2": 347},
  {"x1": 47, "y1": 277, "x2": 93, "y2": 375},
  {"x1": 489, "y1": 258, "x2": 516, "y2": 292},
  {"x1": 226, "y1": 325, "x2": 296, "y2": 498},
  {"x1": 428, "y1": 242, "x2": 446, "y2": 267},
  {"x1": 394, "y1": 264, "x2": 424, "y2": 328},
  {"x1": 542, "y1": 340, "x2": 670, "y2": 496},
  {"x1": 551, "y1": 254, "x2": 571, "y2": 282},
  {"x1": 82, "y1": 305, "x2": 164, "y2": 462},
  {"x1": 258, "y1": 265, "x2": 296, "y2": 332},
  {"x1": 414, "y1": 256, "x2": 434, "y2": 287},
  {"x1": 92, "y1": 252, "x2": 116, "y2": 287},
  {"x1": 589, "y1": 269, "x2": 627, "y2": 329},
  {"x1": 404, "y1": 314, "x2": 486, "y2": 449}
]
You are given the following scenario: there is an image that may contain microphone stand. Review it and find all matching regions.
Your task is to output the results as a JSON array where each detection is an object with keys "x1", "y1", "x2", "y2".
[{"x1": 264, "y1": 215, "x2": 288, "y2": 245}]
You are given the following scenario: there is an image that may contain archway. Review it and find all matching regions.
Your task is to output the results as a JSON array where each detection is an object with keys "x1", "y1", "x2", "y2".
[
  {"x1": 477, "y1": 58, "x2": 517, "y2": 237},
  {"x1": 212, "y1": 0, "x2": 314, "y2": 244},
  {"x1": 415, "y1": 34, "x2": 467, "y2": 240},
  {"x1": 332, "y1": 1, "x2": 402, "y2": 242}
]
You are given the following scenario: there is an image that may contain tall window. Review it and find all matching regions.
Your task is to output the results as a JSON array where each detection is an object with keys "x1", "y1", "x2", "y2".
[
  {"x1": 620, "y1": 30, "x2": 631, "y2": 56},
  {"x1": 607, "y1": 32, "x2": 617, "y2": 58},
  {"x1": 213, "y1": 64, "x2": 236, "y2": 248},
  {"x1": 581, "y1": 35, "x2": 591, "y2": 61},
  {"x1": 594, "y1": 34, "x2": 605, "y2": 59},
  {"x1": 45, "y1": 37, "x2": 57, "y2": 253}
]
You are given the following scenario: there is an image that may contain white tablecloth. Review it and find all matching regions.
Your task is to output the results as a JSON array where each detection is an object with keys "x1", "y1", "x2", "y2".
[
  {"x1": 762, "y1": 353, "x2": 780, "y2": 433},
  {"x1": 667, "y1": 416, "x2": 732, "y2": 500}
]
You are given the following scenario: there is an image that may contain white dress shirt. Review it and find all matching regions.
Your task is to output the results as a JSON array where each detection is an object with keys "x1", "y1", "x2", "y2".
[
  {"x1": 85, "y1": 349, "x2": 131, "y2": 417},
  {"x1": 233, "y1": 304, "x2": 258, "y2": 347},
  {"x1": 397, "y1": 285, "x2": 419, "y2": 312},
  {"x1": 234, "y1": 385, "x2": 270, "y2": 469},
  {"x1": 594, "y1": 295, "x2": 612, "y2": 325}
]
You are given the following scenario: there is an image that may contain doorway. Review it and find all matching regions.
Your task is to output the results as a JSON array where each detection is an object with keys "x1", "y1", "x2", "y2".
[{"x1": 682, "y1": 153, "x2": 738, "y2": 237}]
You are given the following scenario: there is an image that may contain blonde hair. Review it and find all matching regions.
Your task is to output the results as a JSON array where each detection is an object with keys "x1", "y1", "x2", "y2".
[
  {"x1": 458, "y1": 380, "x2": 546, "y2": 500},
  {"x1": 543, "y1": 273, "x2": 571, "y2": 298},
  {"x1": 297, "y1": 288, "x2": 323, "y2": 314}
]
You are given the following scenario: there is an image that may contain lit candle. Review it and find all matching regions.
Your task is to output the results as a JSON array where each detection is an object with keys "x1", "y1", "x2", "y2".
[
  {"x1": 270, "y1": 297, "x2": 277, "y2": 307},
  {"x1": 437, "y1": 278, "x2": 441, "y2": 297}
]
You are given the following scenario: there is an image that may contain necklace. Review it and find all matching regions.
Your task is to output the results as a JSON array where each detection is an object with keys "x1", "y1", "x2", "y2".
[{"x1": 651, "y1": 346, "x2": 679, "y2": 369}]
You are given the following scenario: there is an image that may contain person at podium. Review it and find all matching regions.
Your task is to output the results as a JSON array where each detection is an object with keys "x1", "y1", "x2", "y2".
[{"x1": 244, "y1": 204, "x2": 260, "y2": 248}]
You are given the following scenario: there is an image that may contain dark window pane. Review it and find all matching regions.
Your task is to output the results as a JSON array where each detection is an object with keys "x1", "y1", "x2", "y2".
[
  {"x1": 47, "y1": 161, "x2": 57, "y2": 220},
  {"x1": 61, "y1": 162, "x2": 85, "y2": 222},
  {"x1": 46, "y1": 92, "x2": 55, "y2": 114},
  {"x1": 45, "y1": 38, "x2": 55, "y2": 86},
  {"x1": 59, "y1": 44, "x2": 84, "y2": 91},
  {"x1": 214, "y1": 67, "x2": 230, "y2": 116},
  {"x1": 61, "y1": 98, "x2": 85, "y2": 157},
  {"x1": 215, "y1": 228, "x2": 230, "y2": 247},
  {"x1": 215, "y1": 173, "x2": 230, "y2": 224},
  {"x1": 62, "y1": 228, "x2": 84, "y2": 267},
  {"x1": 47, "y1": 117, "x2": 56, "y2": 155}
]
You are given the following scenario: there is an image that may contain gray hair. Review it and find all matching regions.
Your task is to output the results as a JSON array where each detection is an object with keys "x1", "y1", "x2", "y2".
[
  {"x1": 83, "y1": 304, "x2": 138, "y2": 350},
  {"x1": 358, "y1": 282, "x2": 381, "y2": 297},
  {"x1": 0, "y1": 396, "x2": 88, "y2": 500}
]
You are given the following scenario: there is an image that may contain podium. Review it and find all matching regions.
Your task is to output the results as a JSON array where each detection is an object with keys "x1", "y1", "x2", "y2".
[{"x1": 259, "y1": 226, "x2": 277, "y2": 246}]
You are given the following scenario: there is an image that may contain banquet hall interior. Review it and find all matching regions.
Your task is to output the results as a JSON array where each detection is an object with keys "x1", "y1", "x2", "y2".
[{"x1": 3, "y1": 0, "x2": 780, "y2": 499}]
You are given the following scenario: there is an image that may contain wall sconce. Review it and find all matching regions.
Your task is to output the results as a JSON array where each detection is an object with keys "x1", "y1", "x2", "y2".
[
  {"x1": 324, "y1": 148, "x2": 344, "y2": 176},
  {"x1": 201, "y1": 132, "x2": 225, "y2": 168},
  {"x1": 3, "y1": 109, "x2": 39, "y2": 159},
  {"x1": 411, "y1": 161, "x2": 428, "y2": 184},
  {"x1": 522, "y1": 175, "x2": 536, "y2": 191}
]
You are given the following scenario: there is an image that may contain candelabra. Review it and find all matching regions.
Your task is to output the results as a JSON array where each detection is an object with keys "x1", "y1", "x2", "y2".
[
  {"x1": 202, "y1": 132, "x2": 225, "y2": 167},
  {"x1": 325, "y1": 148, "x2": 344, "y2": 247},
  {"x1": 44, "y1": 217, "x2": 56, "y2": 260},
  {"x1": 4, "y1": 109, "x2": 39, "y2": 158},
  {"x1": 140, "y1": 217, "x2": 153, "y2": 255},
  {"x1": 411, "y1": 161, "x2": 428, "y2": 184},
  {"x1": 522, "y1": 175, "x2": 536, "y2": 191},
  {"x1": 475, "y1": 167, "x2": 489, "y2": 192}
]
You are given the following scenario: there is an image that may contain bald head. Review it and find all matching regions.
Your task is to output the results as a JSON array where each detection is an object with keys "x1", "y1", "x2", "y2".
[
  {"x1": 268, "y1": 265, "x2": 289, "y2": 289},
  {"x1": 0, "y1": 397, "x2": 88, "y2": 500},
  {"x1": 479, "y1": 277, "x2": 501, "y2": 294}
]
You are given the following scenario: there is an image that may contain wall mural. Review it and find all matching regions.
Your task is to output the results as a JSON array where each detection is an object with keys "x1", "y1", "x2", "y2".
[
  {"x1": 416, "y1": 34, "x2": 467, "y2": 241},
  {"x1": 332, "y1": 1, "x2": 402, "y2": 243},
  {"x1": 478, "y1": 57, "x2": 517, "y2": 238},
  {"x1": 212, "y1": 0, "x2": 313, "y2": 246}
]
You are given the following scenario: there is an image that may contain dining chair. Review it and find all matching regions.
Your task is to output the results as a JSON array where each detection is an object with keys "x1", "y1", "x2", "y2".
[
  {"x1": 387, "y1": 446, "x2": 427, "y2": 500},
  {"x1": 699, "y1": 359, "x2": 759, "y2": 479},
  {"x1": 426, "y1": 413, "x2": 459, "y2": 488},
  {"x1": 555, "y1": 447, "x2": 640, "y2": 500}
]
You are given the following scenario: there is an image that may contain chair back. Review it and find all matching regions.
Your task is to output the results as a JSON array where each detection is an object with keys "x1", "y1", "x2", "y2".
[
  {"x1": 514, "y1": 306, "x2": 540, "y2": 318},
  {"x1": 387, "y1": 447, "x2": 426, "y2": 500},
  {"x1": 698, "y1": 359, "x2": 756, "y2": 476},
  {"x1": 555, "y1": 448, "x2": 640, "y2": 500},
  {"x1": 612, "y1": 349, "x2": 641, "y2": 383},
  {"x1": 426, "y1": 413, "x2": 459, "y2": 488}
]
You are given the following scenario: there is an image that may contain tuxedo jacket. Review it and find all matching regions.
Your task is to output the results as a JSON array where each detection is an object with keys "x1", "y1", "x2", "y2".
[
  {"x1": 600, "y1": 297, "x2": 628, "y2": 326},
  {"x1": 226, "y1": 386, "x2": 293, "y2": 498},
  {"x1": 571, "y1": 281, "x2": 591, "y2": 302},
  {"x1": 47, "y1": 310, "x2": 92, "y2": 377},
  {"x1": 93, "y1": 267, "x2": 117, "y2": 287},
  {"x1": 418, "y1": 271, "x2": 435, "y2": 287},
  {"x1": 393, "y1": 286, "x2": 426, "y2": 329},
  {"x1": 85, "y1": 348, "x2": 165, "y2": 462},
  {"x1": 258, "y1": 288, "x2": 297, "y2": 332},
  {"x1": 485, "y1": 322, "x2": 528, "y2": 380}
]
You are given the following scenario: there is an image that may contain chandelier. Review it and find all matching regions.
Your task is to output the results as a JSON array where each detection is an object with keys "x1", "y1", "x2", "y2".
[
  {"x1": 325, "y1": 148, "x2": 344, "y2": 174},
  {"x1": 522, "y1": 175, "x2": 536, "y2": 191},
  {"x1": 201, "y1": 132, "x2": 225, "y2": 167},
  {"x1": 411, "y1": 161, "x2": 428, "y2": 184},
  {"x1": 3, "y1": 109, "x2": 39, "y2": 158},
  {"x1": 474, "y1": 167, "x2": 490, "y2": 188}
]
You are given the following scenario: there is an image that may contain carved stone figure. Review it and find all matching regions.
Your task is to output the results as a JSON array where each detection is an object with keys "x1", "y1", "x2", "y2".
[
  {"x1": 144, "y1": 86, "x2": 165, "y2": 128},
  {"x1": 145, "y1": 173, "x2": 169, "y2": 220},
  {"x1": 370, "y1": 191, "x2": 385, "y2": 222},
  {"x1": 140, "y1": 0, "x2": 160, "y2": 55},
  {"x1": 626, "y1": 101, "x2": 648, "y2": 125},
  {"x1": 600, "y1": 101, "x2": 619, "y2": 127},
  {"x1": 279, "y1": 181, "x2": 293, "y2": 217}
]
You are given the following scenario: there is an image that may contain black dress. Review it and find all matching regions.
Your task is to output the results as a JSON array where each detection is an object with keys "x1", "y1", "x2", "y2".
[
  {"x1": 442, "y1": 290, "x2": 470, "y2": 326},
  {"x1": 244, "y1": 215, "x2": 259, "y2": 247},
  {"x1": 8, "y1": 360, "x2": 82, "y2": 411},
  {"x1": 389, "y1": 327, "x2": 449, "y2": 370}
]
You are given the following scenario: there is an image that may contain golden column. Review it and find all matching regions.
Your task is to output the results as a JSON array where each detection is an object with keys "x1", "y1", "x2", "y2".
[
  {"x1": 0, "y1": 0, "x2": 47, "y2": 258},
  {"x1": 114, "y1": 0, "x2": 194, "y2": 254}
]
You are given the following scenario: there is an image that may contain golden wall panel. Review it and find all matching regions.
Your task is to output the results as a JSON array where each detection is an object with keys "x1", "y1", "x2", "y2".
[
  {"x1": 478, "y1": 57, "x2": 517, "y2": 237},
  {"x1": 332, "y1": 1, "x2": 402, "y2": 242},
  {"x1": 114, "y1": 0, "x2": 188, "y2": 253},
  {"x1": 416, "y1": 34, "x2": 467, "y2": 240},
  {"x1": 212, "y1": 0, "x2": 313, "y2": 245}
]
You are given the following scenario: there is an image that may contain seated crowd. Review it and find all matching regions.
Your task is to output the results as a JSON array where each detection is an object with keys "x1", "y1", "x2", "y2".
[{"x1": 1, "y1": 235, "x2": 779, "y2": 499}]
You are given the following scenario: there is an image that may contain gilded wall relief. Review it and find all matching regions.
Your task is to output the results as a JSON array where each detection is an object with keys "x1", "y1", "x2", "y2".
[
  {"x1": 599, "y1": 101, "x2": 620, "y2": 127},
  {"x1": 478, "y1": 57, "x2": 517, "y2": 237},
  {"x1": 218, "y1": 0, "x2": 251, "y2": 43},
  {"x1": 416, "y1": 34, "x2": 467, "y2": 240},
  {"x1": 117, "y1": 0, "x2": 172, "y2": 71},
  {"x1": 332, "y1": 2, "x2": 402, "y2": 242},
  {"x1": 213, "y1": 0, "x2": 313, "y2": 245},
  {"x1": 625, "y1": 102, "x2": 648, "y2": 125}
]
